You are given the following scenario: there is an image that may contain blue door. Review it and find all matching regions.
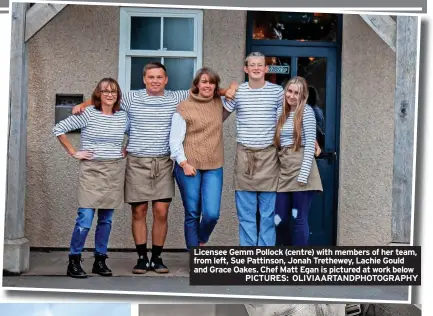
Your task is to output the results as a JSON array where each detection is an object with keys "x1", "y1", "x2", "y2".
[
  {"x1": 247, "y1": 11, "x2": 342, "y2": 245},
  {"x1": 252, "y1": 47, "x2": 339, "y2": 246}
]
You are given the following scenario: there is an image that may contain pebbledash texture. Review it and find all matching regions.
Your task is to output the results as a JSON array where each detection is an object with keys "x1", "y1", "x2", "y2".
[{"x1": 244, "y1": 304, "x2": 346, "y2": 316}]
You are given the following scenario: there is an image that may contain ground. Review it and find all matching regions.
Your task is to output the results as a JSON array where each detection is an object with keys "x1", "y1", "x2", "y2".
[{"x1": 2, "y1": 251, "x2": 409, "y2": 301}]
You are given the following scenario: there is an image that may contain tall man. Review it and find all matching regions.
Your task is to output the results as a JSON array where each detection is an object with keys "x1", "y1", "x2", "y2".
[
  {"x1": 74, "y1": 62, "x2": 237, "y2": 273},
  {"x1": 223, "y1": 52, "x2": 283, "y2": 246}
]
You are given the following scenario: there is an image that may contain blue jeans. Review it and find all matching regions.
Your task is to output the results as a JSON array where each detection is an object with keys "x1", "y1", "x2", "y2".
[
  {"x1": 275, "y1": 191, "x2": 315, "y2": 246},
  {"x1": 235, "y1": 191, "x2": 276, "y2": 246},
  {"x1": 70, "y1": 208, "x2": 114, "y2": 255},
  {"x1": 174, "y1": 164, "x2": 223, "y2": 249}
]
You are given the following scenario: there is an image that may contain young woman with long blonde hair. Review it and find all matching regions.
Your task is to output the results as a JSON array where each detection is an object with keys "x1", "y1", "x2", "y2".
[{"x1": 273, "y1": 76, "x2": 323, "y2": 246}]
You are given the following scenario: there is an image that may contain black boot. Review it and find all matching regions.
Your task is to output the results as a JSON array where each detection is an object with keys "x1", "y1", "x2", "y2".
[
  {"x1": 67, "y1": 254, "x2": 87, "y2": 278},
  {"x1": 92, "y1": 254, "x2": 112, "y2": 276}
]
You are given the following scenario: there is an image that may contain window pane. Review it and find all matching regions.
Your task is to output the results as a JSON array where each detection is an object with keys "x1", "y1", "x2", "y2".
[
  {"x1": 264, "y1": 56, "x2": 291, "y2": 88},
  {"x1": 130, "y1": 57, "x2": 161, "y2": 90},
  {"x1": 297, "y1": 57, "x2": 327, "y2": 148},
  {"x1": 130, "y1": 17, "x2": 161, "y2": 50},
  {"x1": 163, "y1": 18, "x2": 194, "y2": 51},
  {"x1": 164, "y1": 58, "x2": 195, "y2": 90},
  {"x1": 251, "y1": 12, "x2": 338, "y2": 42}
]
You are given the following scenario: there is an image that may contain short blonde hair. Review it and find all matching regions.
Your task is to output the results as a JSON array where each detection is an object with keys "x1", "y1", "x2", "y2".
[{"x1": 244, "y1": 52, "x2": 266, "y2": 66}]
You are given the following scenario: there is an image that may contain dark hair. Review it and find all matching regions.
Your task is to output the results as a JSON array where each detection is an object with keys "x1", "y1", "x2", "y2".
[
  {"x1": 143, "y1": 62, "x2": 167, "y2": 76},
  {"x1": 91, "y1": 78, "x2": 122, "y2": 113},
  {"x1": 191, "y1": 67, "x2": 221, "y2": 98}
]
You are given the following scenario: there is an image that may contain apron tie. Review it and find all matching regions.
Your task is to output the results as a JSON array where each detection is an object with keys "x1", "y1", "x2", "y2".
[
  {"x1": 150, "y1": 158, "x2": 161, "y2": 179},
  {"x1": 245, "y1": 150, "x2": 256, "y2": 178},
  {"x1": 150, "y1": 158, "x2": 161, "y2": 189}
]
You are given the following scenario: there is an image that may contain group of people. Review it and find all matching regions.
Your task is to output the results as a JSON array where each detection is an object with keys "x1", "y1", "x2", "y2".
[{"x1": 53, "y1": 52, "x2": 323, "y2": 279}]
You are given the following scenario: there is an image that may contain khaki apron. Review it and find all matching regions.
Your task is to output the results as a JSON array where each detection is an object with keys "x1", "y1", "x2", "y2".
[
  {"x1": 77, "y1": 158, "x2": 126, "y2": 209},
  {"x1": 124, "y1": 154, "x2": 175, "y2": 203},
  {"x1": 234, "y1": 143, "x2": 279, "y2": 192},
  {"x1": 277, "y1": 146, "x2": 323, "y2": 192}
]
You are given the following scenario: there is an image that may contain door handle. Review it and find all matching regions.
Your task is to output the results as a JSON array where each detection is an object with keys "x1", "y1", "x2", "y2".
[{"x1": 316, "y1": 151, "x2": 337, "y2": 162}]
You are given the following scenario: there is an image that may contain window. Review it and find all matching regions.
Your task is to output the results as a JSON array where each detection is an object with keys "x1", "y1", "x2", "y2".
[
  {"x1": 119, "y1": 7, "x2": 203, "y2": 91},
  {"x1": 251, "y1": 12, "x2": 338, "y2": 42}
]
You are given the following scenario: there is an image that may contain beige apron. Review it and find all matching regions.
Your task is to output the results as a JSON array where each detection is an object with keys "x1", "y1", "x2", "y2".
[
  {"x1": 277, "y1": 146, "x2": 323, "y2": 192},
  {"x1": 77, "y1": 158, "x2": 126, "y2": 209},
  {"x1": 124, "y1": 154, "x2": 175, "y2": 203},
  {"x1": 234, "y1": 143, "x2": 279, "y2": 192}
]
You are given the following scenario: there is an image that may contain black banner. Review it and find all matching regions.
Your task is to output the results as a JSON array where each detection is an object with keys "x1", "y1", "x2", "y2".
[{"x1": 189, "y1": 246, "x2": 421, "y2": 286}]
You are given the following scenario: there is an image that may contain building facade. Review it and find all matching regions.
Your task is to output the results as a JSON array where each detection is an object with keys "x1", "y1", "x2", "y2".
[{"x1": 24, "y1": 5, "x2": 396, "y2": 250}]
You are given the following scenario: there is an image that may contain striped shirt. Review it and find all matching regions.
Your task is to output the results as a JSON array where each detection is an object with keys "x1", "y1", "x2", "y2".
[
  {"x1": 121, "y1": 89, "x2": 189, "y2": 157},
  {"x1": 279, "y1": 104, "x2": 317, "y2": 184},
  {"x1": 223, "y1": 81, "x2": 284, "y2": 148},
  {"x1": 53, "y1": 106, "x2": 130, "y2": 160}
]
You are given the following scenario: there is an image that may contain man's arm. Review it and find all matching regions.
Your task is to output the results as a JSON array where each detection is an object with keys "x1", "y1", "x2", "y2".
[
  {"x1": 72, "y1": 99, "x2": 92, "y2": 114},
  {"x1": 219, "y1": 81, "x2": 239, "y2": 100}
]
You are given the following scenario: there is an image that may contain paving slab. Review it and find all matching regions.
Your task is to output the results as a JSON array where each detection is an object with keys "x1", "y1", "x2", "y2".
[
  {"x1": 22, "y1": 251, "x2": 189, "y2": 277},
  {"x1": 2, "y1": 251, "x2": 410, "y2": 302}
]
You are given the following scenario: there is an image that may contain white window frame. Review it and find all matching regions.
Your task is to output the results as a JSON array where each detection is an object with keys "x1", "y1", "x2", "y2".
[{"x1": 118, "y1": 7, "x2": 203, "y2": 92}]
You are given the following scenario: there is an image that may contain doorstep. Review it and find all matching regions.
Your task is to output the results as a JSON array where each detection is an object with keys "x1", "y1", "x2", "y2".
[{"x1": 22, "y1": 251, "x2": 190, "y2": 277}]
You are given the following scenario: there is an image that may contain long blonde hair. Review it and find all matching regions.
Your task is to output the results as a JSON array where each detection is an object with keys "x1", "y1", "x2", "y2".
[{"x1": 274, "y1": 76, "x2": 309, "y2": 151}]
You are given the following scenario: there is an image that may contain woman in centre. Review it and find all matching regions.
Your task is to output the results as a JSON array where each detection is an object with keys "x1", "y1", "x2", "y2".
[
  {"x1": 169, "y1": 67, "x2": 225, "y2": 249},
  {"x1": 274, "y1": 76, "x2": 323, "y2": 246}
]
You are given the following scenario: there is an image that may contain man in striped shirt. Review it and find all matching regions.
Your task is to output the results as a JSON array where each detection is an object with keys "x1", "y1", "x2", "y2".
[
  {"x1": 222, "y1": 52, "x2": 284, "y2": 247},
  {"x1": 74, "y1": 62, "x2": 237, "y2": 274}
]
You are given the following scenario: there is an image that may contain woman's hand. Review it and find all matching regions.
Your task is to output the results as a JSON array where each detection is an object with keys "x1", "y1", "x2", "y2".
[
  {"x1": 72, "y1": 150, "x2": 93, "y2": 160},
  {"x1": 181, "y1": 162, "x2": 196, "y2": 176},
  {"x1": 314, "y1": 140, "x2": 321, "y2": 157}
]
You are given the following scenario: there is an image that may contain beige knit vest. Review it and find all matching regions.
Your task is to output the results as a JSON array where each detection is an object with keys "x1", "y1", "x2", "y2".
[{"x1": 177, "y1": 93, "x2": 224, "y2": 170}]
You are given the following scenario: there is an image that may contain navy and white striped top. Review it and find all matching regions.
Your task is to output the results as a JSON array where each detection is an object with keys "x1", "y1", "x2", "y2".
[
  {"x1": 121, "y1": 89, "x2": 189, "y2": 157},
  {"x1": 279, "y1": 104, "x2": 317, "y2": 184},
  {"x1": 53, "y1": 106, "x2": 130, "y2": 160},
  {"x1": 223, "y1": 82, "x2": 284, "y2": 148}
]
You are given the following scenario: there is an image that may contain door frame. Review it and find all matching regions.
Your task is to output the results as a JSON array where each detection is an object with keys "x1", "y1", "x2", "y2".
[{"x1": 245, "y1": 12, "x2": 343, "y2": 245}]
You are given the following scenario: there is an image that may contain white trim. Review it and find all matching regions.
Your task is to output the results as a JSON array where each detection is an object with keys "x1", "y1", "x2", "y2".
[
  {"x1": 125, "y1": 50, "x2": 197, "y2": 57},
  {"x1": 196, "y1": 8, "x2": 203, "y2": 74},
  {"x1": 119, "y1": 6, "x2": 203, "y2": 92},
  {"x1": 122, "y1": 6, "x2": 203, "y2": 17},
  {"x1": 160, "y1": 16, "x2": 164, "y2": 50},
  {"x1": 118, "y1": 8, "x2": 128, "y2": 91},
  {"x1": 125, "y1": 56, "x2": 132, "y2": 94}
]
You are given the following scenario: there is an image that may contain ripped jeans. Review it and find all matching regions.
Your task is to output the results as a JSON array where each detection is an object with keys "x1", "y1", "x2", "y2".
[
  {"x1": 69, "y1": 208, "x2": 114, "y2": 256},
  {"x1": 274, "y1": 191, "x2": 315, "y2": 246}
]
